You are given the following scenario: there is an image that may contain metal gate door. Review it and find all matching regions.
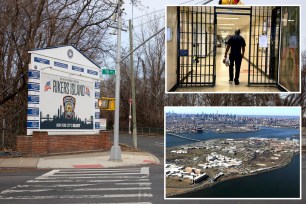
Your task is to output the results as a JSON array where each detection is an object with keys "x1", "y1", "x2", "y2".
[
  {"x1": 177, "y1": 6, "x2": 216, "y2": 87},
  {"x1": 249, "y1": 6, "x2": 278, "y2": 86}
]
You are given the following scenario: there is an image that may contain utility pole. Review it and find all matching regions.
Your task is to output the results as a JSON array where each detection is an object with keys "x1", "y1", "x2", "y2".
[
  {"x1": 129, "y1": 19, "x2": 137, "y2": 149},
  {"x1": 110, "y1": 0, "x2": 123, "y2": 161}
]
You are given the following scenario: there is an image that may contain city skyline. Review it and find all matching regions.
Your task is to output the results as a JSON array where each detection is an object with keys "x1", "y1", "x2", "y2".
[{"x1": 165, "y1": 107, "x2": 301, "y2": 117}]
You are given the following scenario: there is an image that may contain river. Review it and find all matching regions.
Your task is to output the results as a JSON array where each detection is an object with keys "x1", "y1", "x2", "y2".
[
  {"x1": 166, "y1": 127, "x2": 299, "y2": 148},
  {"x1": 167, "y1": 127, "x2": 300, "y2": 198}
]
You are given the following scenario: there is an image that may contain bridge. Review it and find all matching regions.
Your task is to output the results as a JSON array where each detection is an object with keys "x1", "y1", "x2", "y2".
[{"x1": 167, "y1": 133, "x2": 201, "y2": 142}]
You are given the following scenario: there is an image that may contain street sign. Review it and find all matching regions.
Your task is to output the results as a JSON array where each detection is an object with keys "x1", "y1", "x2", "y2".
[{"x1": 102, "y1": 69, "x2": 116, "y2": 75}]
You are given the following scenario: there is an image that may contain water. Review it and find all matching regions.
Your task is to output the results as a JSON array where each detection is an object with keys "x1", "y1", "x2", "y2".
[
  {"x1": 166, "y1": 127, "x2": 299, "y2": 148},
  {"x1": 175, "y1": 154, "x2": 300, "y2": 198},
  {"x1": 167, "y1": 127, "x2": 300, "y2": 198}
]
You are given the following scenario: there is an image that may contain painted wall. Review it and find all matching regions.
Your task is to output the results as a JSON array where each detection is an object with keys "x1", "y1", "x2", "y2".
[{"x1": 166, "y1": 6, "x2": 178, "y2": 91}]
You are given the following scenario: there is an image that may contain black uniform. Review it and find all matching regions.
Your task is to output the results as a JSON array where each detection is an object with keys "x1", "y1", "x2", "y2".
[{"x1": 227, "y1": 34, "x2": 246, "y2": 83}]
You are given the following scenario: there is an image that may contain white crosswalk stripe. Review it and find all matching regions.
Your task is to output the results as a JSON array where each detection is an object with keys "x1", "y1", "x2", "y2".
[
  {"x1": 154, "y1": 142, "x2": 164, "y2": 147},
  {"x1": 0, "y1": 167, "x2": 153, "y2": 203}
]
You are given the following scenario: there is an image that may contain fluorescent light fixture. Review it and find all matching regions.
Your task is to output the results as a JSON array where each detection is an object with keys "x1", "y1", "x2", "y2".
[
  {"x1": 217, "y1": 17, "x2": 239, "y2": 20},
  {"x1": 288, "y1": 20, "x2": 295, "y2": 22}
]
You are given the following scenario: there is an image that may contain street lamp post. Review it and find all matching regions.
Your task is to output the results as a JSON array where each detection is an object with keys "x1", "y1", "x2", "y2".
[{"x1": 110, "y1": 0, "x2": 123, "y2": 161}]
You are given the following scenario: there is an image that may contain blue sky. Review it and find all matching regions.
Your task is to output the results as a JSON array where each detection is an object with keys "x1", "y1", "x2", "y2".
[{"x1": 165, "y1": 106, "x2": 301, "y2": 116}]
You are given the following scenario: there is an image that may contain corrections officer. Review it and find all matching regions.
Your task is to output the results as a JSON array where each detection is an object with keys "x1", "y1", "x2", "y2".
[{"x1": 224, "y1": 29, "x2": 246, "y2": 85}]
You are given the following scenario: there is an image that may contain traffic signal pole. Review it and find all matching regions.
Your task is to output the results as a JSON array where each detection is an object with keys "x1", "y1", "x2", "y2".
[{"x1": 110, "y1": 0, "x2": 123, "y2": 161}]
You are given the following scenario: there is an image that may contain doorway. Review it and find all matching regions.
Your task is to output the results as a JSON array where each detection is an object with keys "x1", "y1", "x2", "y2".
[{"x1": 215, "y1": 7, "x2": 251, "y2": 87}]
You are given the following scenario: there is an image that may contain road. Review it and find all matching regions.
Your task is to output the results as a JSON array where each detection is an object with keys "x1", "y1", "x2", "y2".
[{"x1": 0, "y1": 134, "x2": 305, "y2": 203}]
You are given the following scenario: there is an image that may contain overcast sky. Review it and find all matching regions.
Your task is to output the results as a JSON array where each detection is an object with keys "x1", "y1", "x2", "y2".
[
  {"x1": 165, "y1": 106, "x2": 301, "y2": 116},
  {"x1": 121, "y1": 0, "x2": 305, "y2": 50}
]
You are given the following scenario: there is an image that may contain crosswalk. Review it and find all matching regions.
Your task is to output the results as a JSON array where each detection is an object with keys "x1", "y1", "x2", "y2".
[
  {"x1": 0, "y1": 167, "x2": 154, "y2": 203},
  {"x1": 154, "y1": 142, "x2": 164, "y2": 147}
]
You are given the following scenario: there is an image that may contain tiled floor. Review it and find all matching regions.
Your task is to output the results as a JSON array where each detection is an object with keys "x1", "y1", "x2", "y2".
[{"x1": 175, "y1": 47, "x2": 280, "y2": 93}]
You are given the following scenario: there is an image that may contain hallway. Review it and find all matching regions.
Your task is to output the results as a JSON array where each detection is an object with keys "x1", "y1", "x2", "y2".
[
  {"x1": 167, "y1": 6, "x2": 300, "y2": 93},
  {"x1": 175, "y1": 46, "x2": 280, "y2": 92}
]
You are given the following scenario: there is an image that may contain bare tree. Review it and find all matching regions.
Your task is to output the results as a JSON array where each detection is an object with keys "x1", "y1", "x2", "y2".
[
  {"x1": 0, "y1": 0, "x2": 117, "y2": 106},
  {"x1": 0, "y1": 0, "x2": 119, "y2": 148}
]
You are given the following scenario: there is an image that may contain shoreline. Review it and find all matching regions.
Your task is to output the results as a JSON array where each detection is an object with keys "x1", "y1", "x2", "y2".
[
  {"x1": 166, "y1": 153, "x2": 299, "y2": 197},
  {"x1": 167, "y1": 127, "x2": 299, "y2": 149},
  {"x1": 168, "y1": 126, "x2": 298, "y2": 136}
]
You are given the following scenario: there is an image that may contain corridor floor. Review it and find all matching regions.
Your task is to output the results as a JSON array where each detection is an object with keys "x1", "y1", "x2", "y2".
[{"x1": 175, "y1": 46, "x2": 280, "y2": 93}]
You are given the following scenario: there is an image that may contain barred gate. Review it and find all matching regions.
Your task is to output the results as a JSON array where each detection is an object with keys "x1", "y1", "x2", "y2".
[
  {"x1": 249, "y1": 6, "x2": 279, "y2": 86},
  {"x1": 176, "y1": 6, "x2": 283, "y2": 89},
  {"x1": 177, "y1": 6, "x2": 216, "y2": 87}
]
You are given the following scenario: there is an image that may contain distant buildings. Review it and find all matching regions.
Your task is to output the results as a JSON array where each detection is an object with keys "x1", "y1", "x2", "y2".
[{"x1": 166, "y1": 112, "x2": 299, "y2": 134}]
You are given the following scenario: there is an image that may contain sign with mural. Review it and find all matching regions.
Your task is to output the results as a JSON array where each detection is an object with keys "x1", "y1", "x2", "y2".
[
  {"x1": 26, "y1": 45, "x2": 101, "y2": 135},
  {"x1": 40, "y1": 73, "x2": 94, "y2": 130}
]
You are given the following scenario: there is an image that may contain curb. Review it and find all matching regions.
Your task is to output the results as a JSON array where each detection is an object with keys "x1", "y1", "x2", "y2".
[{"x1": 150, "y1": 153, "x2": 161, "y2": 165}]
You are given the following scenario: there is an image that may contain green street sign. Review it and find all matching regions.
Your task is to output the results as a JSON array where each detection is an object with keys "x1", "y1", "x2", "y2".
[
  {"x1": 102, "y1": 69, "x2": 116, "y2": 75},
  {"x1": 109, "y1": 70, "x2": 115, "y2": 75}
]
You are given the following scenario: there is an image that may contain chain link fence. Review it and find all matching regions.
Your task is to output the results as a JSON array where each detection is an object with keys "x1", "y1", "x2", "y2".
[{"x1": 0, "y1": 104, "x2": 27, "y2": 150}]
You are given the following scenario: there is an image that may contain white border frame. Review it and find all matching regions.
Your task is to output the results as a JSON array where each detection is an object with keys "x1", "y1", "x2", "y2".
[
  {"x1": 165, "y1": 4, "x2": 302, "y2": 94},
  {"x1": 164, "y1": 106, "x2": 302, "y2": 200}
]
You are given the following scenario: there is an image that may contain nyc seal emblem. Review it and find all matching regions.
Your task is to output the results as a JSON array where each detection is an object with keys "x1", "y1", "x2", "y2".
[{"x1": 63, "y1": 96, "x2": 76, "y2": 119}]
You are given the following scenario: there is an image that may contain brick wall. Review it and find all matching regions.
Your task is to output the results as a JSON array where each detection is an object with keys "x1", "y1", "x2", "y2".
[
  {"x1": 16, "y1": 136, "x2": 32, "y2": 154},
  {"x1": 16, "y1": 131, "x2": 112, "y2": 155},
  {"x1": 32, "y1": 132, "x2": 48, "y2": 155}
]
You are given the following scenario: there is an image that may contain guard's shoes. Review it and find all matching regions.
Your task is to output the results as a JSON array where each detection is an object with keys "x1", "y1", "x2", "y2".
[
  {"x1": 235, "y1": 81, "x2": 240, "y2": 85},
  {"x1": 229, "y1": 80, "x2": 233, "y2": 84}
]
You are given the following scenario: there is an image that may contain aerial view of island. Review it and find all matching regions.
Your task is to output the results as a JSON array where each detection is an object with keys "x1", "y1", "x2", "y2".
[{"x1": 165, "y1": 107, "x2": 301, "y2": 198}]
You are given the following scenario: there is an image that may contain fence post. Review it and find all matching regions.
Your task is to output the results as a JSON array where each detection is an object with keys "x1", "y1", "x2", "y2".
[{"x1": 2, "y1": 119, "x2": 5, "y2": 150}]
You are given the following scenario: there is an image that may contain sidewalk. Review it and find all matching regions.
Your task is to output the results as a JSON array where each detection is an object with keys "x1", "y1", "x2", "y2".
[{"x1": 0, "y1": 151, "x2": 160, "y2": 169}]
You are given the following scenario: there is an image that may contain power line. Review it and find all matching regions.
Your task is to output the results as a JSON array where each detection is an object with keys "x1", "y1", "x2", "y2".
[
  {"x1": 126, "y1": 0, "x2": 204, "y2": 22},
  {"x1": 197, "y1": 0, "x2": 214, "y2": 4},
  {"x1": 121, "y1": 0, "x2": 212, "y2": 29},
  {"x1": 128, "y1": 9, "x2": 164, "y2": 21},
  {"x1": 180, "y1": 0, "x2": 197, "y2": 4},
  {"x1": 133, "y1": 16, "x2": 165, "y2": 28}
]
